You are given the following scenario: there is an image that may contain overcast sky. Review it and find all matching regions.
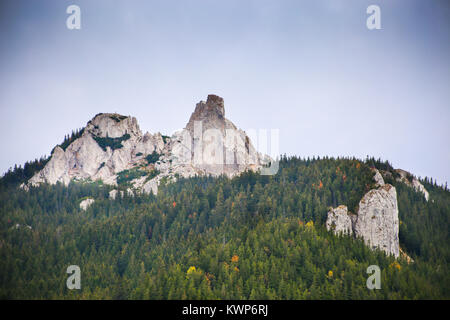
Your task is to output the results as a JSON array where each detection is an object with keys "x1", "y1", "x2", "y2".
[{"x1": 0, "y1": 0, "x2": 449, "y2": 185}]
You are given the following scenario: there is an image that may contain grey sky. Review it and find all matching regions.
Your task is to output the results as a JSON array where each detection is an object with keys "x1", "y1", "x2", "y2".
[{"x1": 0, "y1": 0, "x2": 449, "y2": 185}]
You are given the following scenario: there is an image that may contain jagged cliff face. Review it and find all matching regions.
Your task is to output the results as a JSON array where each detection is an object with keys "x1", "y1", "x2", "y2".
[
  {"x1": 372, "y1": 168, "x2": 385, "y2": 187},
  {"x1": 326, "y1": 170, "x2": 400, "y2": 258},
  {"x1": 26, "y1": 95, "x2": 267, "y2": 194},
  {"x1": 186, "y1": 94, "x2": 229, "y2": 133},
  {"x1": 179, "y1": 94, "x2": 263, "y2": 177},
  {"x1": 395, "y1": 169, "x2": 429, "y2": 201},
  {"x1": 355, "y1": 184, "x2": 399, "y2": 258},
  {"x1": 28, "y1": 113, "x2": 164, "y2": 187},
  {"x1": 326, "y1": 205, "x2": 354, "y2": 236}
]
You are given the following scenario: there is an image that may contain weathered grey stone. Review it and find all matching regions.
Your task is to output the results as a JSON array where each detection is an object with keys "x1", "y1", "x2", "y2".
[
  {"x1": 80, "y1": 198, "x2": 95, "y2": 211},
  {"x1": 412, "y1": 178, "x2": 430, "y2": 201},
  {"x1": 326, "y1": 205, "x2": 353, "y2": 236},
  {"x1": 395, "y1": 169, "x2": 429, "y2": 201},
  {"x1": 354, "y1": 184, "x2": 399, "y2": 258},
  {"x1": 14, "y1": 223, "x2": 32, "y2": 230},
  {"x1": 28, "y1": 113, "x2": 149, "y2": 187},
  {"x1": 26, "y1": 95, "x2": 269, "y2": 194},
  {"x1": 173, "y1": 94, "x2": 266, "y2": 178},
  {"x1": 326, "y1": 184, "x2": 400, "y2": 258},
  {"x1": 372, "y1": 168, "x2": 385, "y2": 187}
]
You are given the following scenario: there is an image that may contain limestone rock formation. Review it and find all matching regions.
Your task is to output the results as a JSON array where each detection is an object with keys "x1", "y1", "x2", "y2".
[
  {"x1": 372, "y1": 168, "x2": 385, "y2": 187},
  {"x1": 162, "y1": 94, "x2": 265, "y2": 180},
  {"x1": 399, "y1": 247, "x2": 414, "y2": 264},
  {"x1": 80, "y1": 198, "x2": 95, "y2": 211},
  {"x1": 28, "y1": 113, "x2": 164, "y2": 187},
  {"x1": 326, "y1": 170, "x2": 400, "y2": 258},
  {"x1": 326, "y1": 205, "x2": 354, "y2": 236},
  {"x1": 14, "y1": 223, "x2": 32, "y2": 230},
  {"x1": 25, "y1": 95, "x2": 269, "y2": 194},
  {"x1": 395, "y1": 169, "x2": 429, "y2": 201},
  {"x1": 354, "y1": 184, "x2": 399, "y2": 258}
]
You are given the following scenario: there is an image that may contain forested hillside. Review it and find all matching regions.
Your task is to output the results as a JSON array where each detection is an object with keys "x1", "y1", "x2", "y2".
[{"x1": 0, "y1": 156, "x2": 448, "y2": 299}]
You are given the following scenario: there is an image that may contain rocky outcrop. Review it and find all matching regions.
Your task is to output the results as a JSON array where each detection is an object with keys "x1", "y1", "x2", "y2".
[
  {"x1": 186, "y1": 94, "x2": 227, "y2": 133},
  {"x1": 372, "y1": 168, "x2": 385, "y2": 187},
  {"x1": 354, "y1": 184, "x2": 399, "y2": 258},
  {"x1": 164, "y1": 95, "x2": 266, "y2": 179},
  {"x1": 80, "y1": 198, "x2": 95, "y2": 211},
  {"x1": 326, "y1": 205, "x2": 354, "y2": 236},
  {"x1": 109, "y1": 189, "x2": 124, "y2": 200},
  {"x1": 399, "y1": 247, "x2": 414, "y2": 264},
  {"x1": 14, "y1": 224, "x2": 32, "y2": 230},
  {"x1": 395, "y1": 169, "x2": 429, "y2": 201},
  {"x1": 25, "y1": 95, "x2": 269, "y2": 194},
  {"x1": 28, "y1": 113, "x2": 164, "y2": 187},
  {"x1": 326, "y1": 170, "x2": 400, "y2": 258}
]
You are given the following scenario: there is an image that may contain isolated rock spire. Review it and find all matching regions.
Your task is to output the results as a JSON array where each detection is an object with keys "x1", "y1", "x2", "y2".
[
  {"x1": 326, "y1": 170, "x2": 400, "y2": 258},
  {"x1": 355, "y1": 184, "x2": 400, "y2": 258},
  {"x1": 186, "y1": 94, "x2": 226, "y2": 131}
]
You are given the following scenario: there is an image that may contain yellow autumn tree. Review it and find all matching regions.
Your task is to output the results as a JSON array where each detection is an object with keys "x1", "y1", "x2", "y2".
[
  {"x1": 186, "y1": 266, "x2": 197, "y2": 275},
  {"x1": 231, "y1": 255, "x2": 239, "y2": 263},
  {"x1": 389, "y1": 261, "x2": 402, "y2": 271}
]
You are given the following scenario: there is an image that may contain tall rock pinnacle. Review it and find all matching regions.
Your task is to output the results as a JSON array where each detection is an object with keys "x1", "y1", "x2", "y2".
[
  {"x1": 186, "y1": 94, "x2": 235, "y2": 134},
  {"x1": 326, "y1": 169, "x2": 400, "y2": 258},
  {"x1": 190, "y1": 95, "x2": 225, "y2": 121},
  {"x1": 354, "y1": 184, "x2": 400, "y2": 258}
]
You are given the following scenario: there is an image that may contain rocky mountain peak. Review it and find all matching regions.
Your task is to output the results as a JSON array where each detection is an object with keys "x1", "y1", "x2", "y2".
[
  {"x1": 25, "y1": 95, "x2": 267, "y2": 195},
  {"x1": 194, "y1": 94, "x2": 225, "y2": 118},
  {"x1": 206, "y1": 94, "x2": 225, "y2": 115},
  {"x1": 186, "y1": 94, "x2": 233, "y2": 133},
  {"x1": 86, "y1": 113, "x2": 141, "y2": 138}
]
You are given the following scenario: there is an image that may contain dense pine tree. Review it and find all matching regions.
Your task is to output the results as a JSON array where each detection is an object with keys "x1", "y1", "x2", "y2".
[{"x1": 0, "y1": 156, "x2": 448, "y2": 299}]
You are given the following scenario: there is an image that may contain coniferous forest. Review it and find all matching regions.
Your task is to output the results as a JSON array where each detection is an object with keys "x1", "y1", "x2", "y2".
[{"x1": 0, "y1": 156, "x2": 448, "y2": 299}]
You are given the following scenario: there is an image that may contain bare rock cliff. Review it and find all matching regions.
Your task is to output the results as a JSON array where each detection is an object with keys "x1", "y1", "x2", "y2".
[
  {"x1": 395, "y1": 169, "x2": 429, "y2": 201},
  {"x1": 326, "y1": 170, "x2": 400, "y2": 258},
  {"x1": 372, "y1": 168, "x2": 385, "y2": 187},
  {"x1": 25, "y1": 95, "x2": 268, "y2": 195},
  {"x1": 28, "y1": 113, "x2": 164, "y2": 187},
  {"x1": 325, "y1": 205, "x2": 354, "y2": 236},
  {"x1": 354, "y1": 184, "x2": 400, "y2": 258}
]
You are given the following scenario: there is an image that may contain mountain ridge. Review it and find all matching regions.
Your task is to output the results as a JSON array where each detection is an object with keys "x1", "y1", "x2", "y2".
[
  {"x1": 23, "y1": 95, "x2": 269, "y2": 195},
  {"x1": 12, "y1": 95, "x2": 433, "y2": 258}
]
